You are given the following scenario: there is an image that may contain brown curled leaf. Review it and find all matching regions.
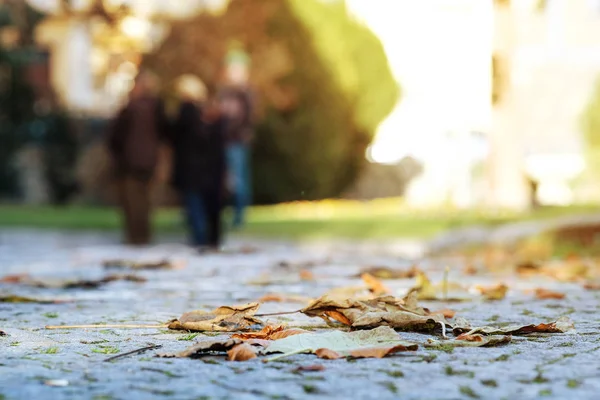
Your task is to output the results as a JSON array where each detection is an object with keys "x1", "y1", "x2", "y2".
[
  {"x1": 227, "y1": 343, "x2": 257, "y2": 361},
  {"x1": 534, "y1": 288, "x2": 565, "y2": 300},
  {"x1": 315, "y1": 348, "x2": 342, "y2": 360},
  {"x1": 168, "y1": 303, "x2": 263, "y2": 332},
  {"x1": 294, "y1": 364, "x2": 325, "y2": 372},
  {"x1": 232, "y1": 326, "x2": 309, "y2": 341},
  {"x1": 361, "y1": 273, "x2": 390, "y2": 295}
]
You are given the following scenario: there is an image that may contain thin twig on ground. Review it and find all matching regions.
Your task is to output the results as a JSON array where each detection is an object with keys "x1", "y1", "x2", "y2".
[
  {"x1": 104, "y1": 344, "x2": 163, "y2": 362},
  {"x1": 45, "y1": 324, "x2": 167, "y2": 330},
  {"x1": 255, "y1": 310, "x2": 301, "y2": 317}
]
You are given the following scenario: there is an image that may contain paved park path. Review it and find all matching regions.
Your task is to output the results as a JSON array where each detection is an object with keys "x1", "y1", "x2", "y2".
[{"x1": 1, "y1": 229, "x2": 600, "y2": 400}]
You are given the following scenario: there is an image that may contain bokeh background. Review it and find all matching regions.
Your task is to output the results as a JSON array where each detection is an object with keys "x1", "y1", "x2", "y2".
[{"x1": 2, "y1": 0, "x2": 600, "y2": 243}]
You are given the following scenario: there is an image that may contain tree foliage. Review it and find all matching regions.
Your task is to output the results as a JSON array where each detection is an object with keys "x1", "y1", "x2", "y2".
[
  {"x1": 0, "y1": 47, "x2": 36, "y2": 196},
  {"x1": 583, "y1": 79, "x2": 600, "y2": 149},
  {"x1": 0, "y1": 3, "x2": 45, "y2": 197},
  {"x1": 288, "y1": 0, "x2": 399, "y2": 136},
  {"x1": 581, "y1": 78, "x2": 600, "y2": 173},
  {"x1": 145, "y1": 0, "x2": 398, "y2": 203}
]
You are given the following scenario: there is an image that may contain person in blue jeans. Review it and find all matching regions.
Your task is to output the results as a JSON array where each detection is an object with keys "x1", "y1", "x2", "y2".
[
  {"x1": 219, "y1": 87, "x2": 254, "y2": 228},
  {"x1": 170, "y1": 75, "x2": 227, "y2": 250}
]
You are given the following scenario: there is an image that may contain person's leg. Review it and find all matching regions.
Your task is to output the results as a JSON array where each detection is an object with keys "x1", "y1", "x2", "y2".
[
  {"x1": 238, "y1": 144, "x2": 251, "y2": 224},
  {"x1": 117, "y1": 176, "x2": 135, "y2": 245},
  {"x1": 225, "y1": 145, "x2": 239, "y2": 227},
  {"x1": 136, "y1": 178, "x2": 152, "y2": 245},
  {"x1": 226, "y1": 144, "x2": 250, "y2": 228},
  {"x1": 203, "y1": 189, "x2": 223, "y2": 249},
  {"x1": 182, "y1": 191, "x2": 207, "y2": 247},
  {"x1": 128, "y1": 177, "x2": 152, "y2": 245}
]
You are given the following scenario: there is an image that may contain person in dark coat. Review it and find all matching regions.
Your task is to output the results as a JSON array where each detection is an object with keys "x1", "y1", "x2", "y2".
[
  {"x1": 107, "y1": 71, "x2": 168, "y2": 245},
  {"x1": 171, "y1": 75, "x2": 227, "y2": 250}
]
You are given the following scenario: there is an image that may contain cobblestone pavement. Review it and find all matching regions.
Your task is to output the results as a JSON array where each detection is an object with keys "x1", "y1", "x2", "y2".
[{"x1": 1, "y1": 230, "x2": 600, "y2": 400}]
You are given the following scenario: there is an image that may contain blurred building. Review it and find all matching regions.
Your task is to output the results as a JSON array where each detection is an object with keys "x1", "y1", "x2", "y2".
[
  {"x1": 348, "y1": 0, "x2": 492, "y2": 208},
  {"x1": 0, "y1": 0, "x2": 232, "y2": 204},
  {"x1": 491, "y1": 0, "x2": 599, "y2": 208},
  {"x1": 26, "y1": 0, "x2": 229, "y2": 116},
  {"x1": 350, "y1": 0, "x2": 600, "y2": 209}
]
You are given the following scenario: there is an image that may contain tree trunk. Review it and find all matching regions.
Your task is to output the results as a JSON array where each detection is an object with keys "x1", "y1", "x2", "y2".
[{"x1": 487, "y1": 3, "x2": 530, "y2": 210}]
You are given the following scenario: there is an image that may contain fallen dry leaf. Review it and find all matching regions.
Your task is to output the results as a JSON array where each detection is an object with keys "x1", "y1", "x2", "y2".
[
  {"x1": 565, "y1": 253, "x2": 581, "y2": 262},
  {"x1": 534, "y1": 288, "x2": 566, "y2": 300},
  {"x1": 168, "y1": 303, "x2": 263, "y2": 332},
  {"x1": 270, "y1": 329, "x2": 310, "y2": 340},
  {"x1": 257, "y1": 294, "x2": 286, "y2": 302},
  {"x1": 294, "y1": 364, "x2": 325, "y2": 372},
  {"x1": 321, "y1": 286, "x2": 371, "y2": 301},
  {"x1": 247, "y1": 274, "x2": 306, "y2": 286},
  {"x1": 361, "y1": 273, "x2": 390, "y2": 295},
  {"x1": 454, "y1": 316, "x2": 574, "y2": 336},
  {"x1": 429, "y1": 309, "x2": 456, "y2": 319},
  {"x1": 0, "y1": 295, "x2": 68, "y2": 304},
  {"x1": 257, "y1": 293, "x2": 313, "y2": 304},
  {"x1": 475, "y1": 283, "x2": 509, "y2": 301},
  {"x1": 426, "y1": 335, "x2": 511, "y2": 348},
  {"x1": 264, "y1": 326, "x2": 418, "y2": 360},
  {"x1": 547, "y1": 261, "x2": 589, "y2": 282},
  {"x1": 583, "y1": 282, "x2": 600, "y2": 290},
  {"x1": 227, "y1": 343, "x2": 257, "y2": 361},
  {"x1": 300, "y1": 270, "x2": 315, "y2": 281},
  {"x1": 0, "y1": 274, "x2": 30, "y2": 283},
  {"x1": 355, "y1": 265, "x2": 421, "y2": 280},
  {"x1": 159, "y1": 338, "x2": 244, "y2": 358},
  {"x1": 0, "y1": 274, "x2": 146, "y2": 289},
  {"x1": 451, "y1": 317, "x2": 472, "y2": 334},
  {"x1": 411, "y1": 272, "x2": 471, "y2": 302},
  {"x1": 456, "y1": 333, "x2": 483, "y2": 342},
  {"x1": 402, "y1": 291, "x2": 428, "y2": 315},
  {"x1": 300, "y1": 294, "x2": 446, "y2": 332},
  {"x1": 324, "y1": 310, "x2": 353, "y2": 326},
  {"x1": 516, "y1": 261, "x2": 541, "y2": 277},
  {"x1": 463, "y1": 264, "x2": 478, "y2": 275},
  {"x1": 518, "y1": 260, "x2": 590, "y2": 282},
  {"x1": 348, "y1": 344, "x2": 419, "y2": 359},
  {"x1": 103, "y1": 259, "x2": 185, "y2": 270},
  {"x1": 315, "y1": 348, "x2": 341, "y2": 360},
  {"x1": 232, "y1": 326, "x2": 309, "y2": 341}
]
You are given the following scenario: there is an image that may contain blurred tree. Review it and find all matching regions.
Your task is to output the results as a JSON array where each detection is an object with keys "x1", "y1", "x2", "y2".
[
  {"x1": 0, "y1": 2, "x2": 71, "y2": 201},
  {"x1": 581, "y1": 78, "x2": 600, "y2": 175},
  {"x1": 1, "y1": 0, "x2": 45, "y2": 45},
  {"x1": 288, "y1": 0, "x2": 399, "y2": 138},
  {"x1": 0, "y1": 46, "x2": 36, "y2": 197},
  {"x1": 145, "y1": 0, "x2": 398, "y2": 203}
]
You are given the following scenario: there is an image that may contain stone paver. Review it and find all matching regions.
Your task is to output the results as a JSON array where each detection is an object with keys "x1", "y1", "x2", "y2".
[{"x1": 1, "y1": 230, "x2": 600, "y2": 400}]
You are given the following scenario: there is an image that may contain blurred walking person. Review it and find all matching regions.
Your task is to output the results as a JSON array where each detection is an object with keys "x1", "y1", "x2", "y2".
[
  {"x1": 171, "y1": 75, "x2": 227, "y2": 250},
  {"x1": 107, "y1": 71, "x2": 168, "y2": 245},
  {"x1": 219, "y1": 46, "x2": 255, "y2": 229}
]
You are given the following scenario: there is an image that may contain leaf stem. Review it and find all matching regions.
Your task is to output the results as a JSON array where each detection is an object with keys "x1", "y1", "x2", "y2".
[
  {"x1": 262, "y1": 348, "x2": 309, "y2": 363},
  {"x1": 45, "y1": 324, "x2": 167, "y2": 330},
  {"x1": 104, "y1": 344, "x2": 163, "y2": 362},
  {"x1": 254, "y1": 310, "x2": 301, "y2": 317}
]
